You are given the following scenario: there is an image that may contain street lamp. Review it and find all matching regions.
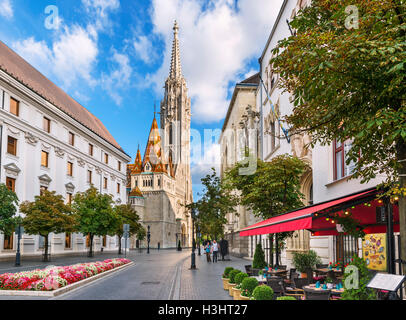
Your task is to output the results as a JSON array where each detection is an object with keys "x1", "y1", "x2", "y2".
[
  {"x1": 147, "y1": 225, "x2": 151, "y2": 254},
  {"x1": 190, "y1": 208, "x2": 197, "y2": 270},
  {"x1": 15, "y1": 225, "x2": 24, "y2": 267},
  {"x1": 197, "y1": 225, "x2": 201, "y2": 256}
]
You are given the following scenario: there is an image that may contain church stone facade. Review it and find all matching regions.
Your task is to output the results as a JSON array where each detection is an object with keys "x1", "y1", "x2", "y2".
[{"x1": 127, "y1": 22, "x2": 193, "y2": 249}]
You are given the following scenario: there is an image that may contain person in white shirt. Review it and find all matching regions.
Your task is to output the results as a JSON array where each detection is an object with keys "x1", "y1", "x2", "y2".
[{"x1": 212, "y1": 240, "x2": 219, "y2": 263}]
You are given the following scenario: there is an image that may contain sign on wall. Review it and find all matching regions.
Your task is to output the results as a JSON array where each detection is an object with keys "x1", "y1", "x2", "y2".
[{"x1": 362, "y1": 233, "x2": 387, "y2": 271}]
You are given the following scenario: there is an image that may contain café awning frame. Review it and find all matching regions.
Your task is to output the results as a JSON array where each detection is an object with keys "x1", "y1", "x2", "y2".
[{"x1": 239, "y1": 187, "x2": 381, "y2": 237}]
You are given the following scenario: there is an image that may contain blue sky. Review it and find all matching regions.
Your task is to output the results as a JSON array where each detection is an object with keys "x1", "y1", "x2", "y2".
[{"x1": 0, "y1": 0, "x2": 283, "y2": 200}]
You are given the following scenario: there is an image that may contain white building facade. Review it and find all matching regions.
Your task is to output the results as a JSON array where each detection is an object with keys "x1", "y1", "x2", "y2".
[{"x1": 0, "y1": 40, "x2": 131, "y2": 259}]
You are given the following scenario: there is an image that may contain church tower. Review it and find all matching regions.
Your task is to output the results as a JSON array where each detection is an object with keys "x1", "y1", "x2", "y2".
[
  {"x1": 127, "y1": 21, "x2": 193, "y2": 249},
  {"x1": 161, "y1": 21, "x2": 191, "y2": 180}
]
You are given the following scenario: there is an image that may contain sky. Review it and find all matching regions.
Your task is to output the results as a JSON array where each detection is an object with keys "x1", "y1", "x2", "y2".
[{"x1": 0, "y1": 0, "x2": 284, "y2": 200}]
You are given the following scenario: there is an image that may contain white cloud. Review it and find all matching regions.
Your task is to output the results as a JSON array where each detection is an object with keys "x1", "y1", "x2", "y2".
[
  {"x1": 191, "y1": 142, "x2": 221, "y2": 185},
  {"x1": 0, "y1": 0, "x2": 13, "y2": 19},
  {"x1": 148, "y1": 0, "x2": 283, "y2": 123},
  {"x1": 13, "y1": 25, "x2": 98, "y2": 89},
  {"x1": 82, "y1": 0, "x2": 120, "y2": 32},
  {"x1": 133, "y1": 35, "x2": 156, "y2": 64},
  {"x1": 101, "y1": 50, "x2": 132, "y2": 105}
]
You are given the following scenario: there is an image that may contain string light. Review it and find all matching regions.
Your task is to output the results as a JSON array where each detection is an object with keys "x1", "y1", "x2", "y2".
[
  {"x1": 326, "y1": 218, "x2": 330, "y2": 221},
  {"x1": 394, "y1": 196, "x2": 399, "y2": 201}
]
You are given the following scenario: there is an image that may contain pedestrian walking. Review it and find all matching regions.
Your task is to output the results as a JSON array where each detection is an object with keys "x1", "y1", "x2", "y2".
[
  {"x1": 205, "y1": 241, "x2": 212, "y2": 263},
  {"x1": 212, "y1": 240, "x2": 219, "y2": 263}
]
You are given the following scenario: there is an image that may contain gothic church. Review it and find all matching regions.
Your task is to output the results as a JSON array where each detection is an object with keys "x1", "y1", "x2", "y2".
[{"x1": 127, "y1": 21, "x2": 193, "y2": 249}]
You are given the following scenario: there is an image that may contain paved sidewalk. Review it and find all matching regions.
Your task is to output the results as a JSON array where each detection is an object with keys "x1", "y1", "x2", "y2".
[{"x1": 179, "y1": 252, "x2": 250, "y2": 300}]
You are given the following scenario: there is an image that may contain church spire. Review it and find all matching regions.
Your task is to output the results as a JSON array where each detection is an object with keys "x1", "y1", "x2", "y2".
[{"x1": 169, "y1": 20, "x2": 182, "y2": 79}]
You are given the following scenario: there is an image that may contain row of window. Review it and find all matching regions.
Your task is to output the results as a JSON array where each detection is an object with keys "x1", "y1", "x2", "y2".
[{"x1": 8, "y1": 96, "x2": 122, "y2": 171}]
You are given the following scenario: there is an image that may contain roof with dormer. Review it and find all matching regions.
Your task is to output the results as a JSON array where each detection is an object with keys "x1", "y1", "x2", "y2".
[{"x1": 129, "y1": 186, "x2": 144, "y2": 198}]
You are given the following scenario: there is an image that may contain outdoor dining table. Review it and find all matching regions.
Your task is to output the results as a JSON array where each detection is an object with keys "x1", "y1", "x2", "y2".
[
  {"x1": 303, "y1": 284, "x2": 344, "y2": 296},
  {"x1": 315, "y1": 268, "x2": 343, "y2": 275},
  {"x1": 264, "y1": 269, "x2": 288, "y2": 277},
  {"x1": 252, "y1": 275, "x2": 268, "y2": 284}
]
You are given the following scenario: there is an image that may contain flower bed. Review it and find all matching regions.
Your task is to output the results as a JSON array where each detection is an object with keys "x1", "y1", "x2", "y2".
[{"x1": 0, "y1": 258, "x2": 131, "y2": 292}]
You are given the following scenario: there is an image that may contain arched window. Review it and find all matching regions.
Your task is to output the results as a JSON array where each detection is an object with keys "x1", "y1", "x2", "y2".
[{"x1": 169, "y1": 123, "x2": 173, "y2": 145}]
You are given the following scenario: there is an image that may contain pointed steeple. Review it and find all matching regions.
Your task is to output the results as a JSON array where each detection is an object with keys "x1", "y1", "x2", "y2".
[
  {"x1": 132, "y1": 145, "x2": 143, "y2": 174},
  {"x1": 169, "y1": 20, "x2": 182, "y2": 79},
  {"x1": 143, "y1": 116, "x2": 164, "y2": 171}
]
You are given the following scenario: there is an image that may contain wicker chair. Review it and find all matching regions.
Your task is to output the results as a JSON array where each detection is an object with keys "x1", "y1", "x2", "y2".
[
  {"x1": 251, "y1": 268, "x2": 261, "y2": 276},
  {"x1": 293, "y1": 277, "x2": 309, "y2": 290},
  {"x1": 280, "y1": 278, "x2": 305, "y2": 300},
  {"x1": 266, "y1": 277, "x2": 285, "y2": 298},
  {"x1": 284, "y1": 268, "x2": 298, "y2": 285},
  {"x1": 274, "y1": 265, "x2": 287, "y2": 270},
  {"x1": 304, "y1": 288, "x2": 331, "y2": 300},
  {"x1": 316, "y1": 264, "x2": 329, "y2": 269},
  {"x1": 244, "y1": 265, "x2": 253, "y2": 276}
]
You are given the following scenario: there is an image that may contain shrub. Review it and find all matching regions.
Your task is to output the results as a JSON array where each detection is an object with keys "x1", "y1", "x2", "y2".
[
  {"x1": 341, "y1": 256, "x2": 375, "y2": 300},
  {"x1": 253, "y1": 243, "x2": 267, "y2": 269},
  {"x1": 235, "y1": 272, "x2": 249, "y2": 286},
  {"x1": 252, "y1": 285, "x2": 274, "y2": 300},
  {"x1": 241, "y1": 277, "x2": 259, "y2": 297},
  {"x1": 228, "y1": 269, "x2": 241, "y2": 284},
  {"x1": 292, "y1": 250, "x2": 321, "y2": 273},
  {"x1": 223, "y1": 267, "x2": 234, "y2": 279},
  {"x1": 277, "y1": 296, "x2": 297, "y2": 300}
]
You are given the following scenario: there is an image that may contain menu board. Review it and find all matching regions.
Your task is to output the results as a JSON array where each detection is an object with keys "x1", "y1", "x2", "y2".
[
  {"x1": 367, "y1": 273, "x2": 406, "y2": 292},
  {"x1": 362, "y1": 233, "x2": 387, "y2": 271}
]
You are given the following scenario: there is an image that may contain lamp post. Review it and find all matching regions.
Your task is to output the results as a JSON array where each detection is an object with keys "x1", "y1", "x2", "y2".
[
  {"x1": 190, "y1": 208, "x2": 197, "y2": 270},
  {"x1": 147, "y1": 225, "x2": 151, "y2": 254},
  {"x1": 197, "y1": 226, "x2": 201, "y2": 256},
  {"x1": 15, "y1": 225, "x2": 24, "y2": 267}
]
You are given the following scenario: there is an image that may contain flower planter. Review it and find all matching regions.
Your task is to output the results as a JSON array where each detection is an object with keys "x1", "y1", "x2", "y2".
[
  {"x1": 222, "y1": 278, "x2": 229, "y2": 290},
  {"x1": 228, "y1": 283, "x2": 236, "y2": 296},
  {"x1": 232, "y1": 287, "x2": 241, "y2": 300},
  {"x1": 239, "y1": 294, "x2": 251, "y2": 301},
  {"x1": 301, "y1": 273, "x2": 307, "y2": 278}
]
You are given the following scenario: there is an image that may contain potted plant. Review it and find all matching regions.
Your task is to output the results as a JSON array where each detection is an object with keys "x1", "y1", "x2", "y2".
[
  {"x1": 222, "y1": 267, "x2": 234, "y2": 290},
  {"x1": 292, "y1": 250, "x2": 321, "y2": 278},
  {"x1": 232, "y1": 272, "x2": 248, "y2": 300},
  {"x1": 252, "y1": 285, "x2": 274, "y2": 300},
  {"x1": 252, "y1": 243, "x2": 267, "y2": 275},
  {"x1": 228, "y1": 269, "x2": 241, "y2": 296},
  {"x1": 342, "y1": 256, "x2": 375, "y2": 300},
  {"x1": 240, "y1": 277, "x2": 258, "y2": 301}
]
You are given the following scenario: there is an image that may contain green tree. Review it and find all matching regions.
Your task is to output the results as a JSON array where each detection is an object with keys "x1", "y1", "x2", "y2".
[
  {"x1": 19, "y1": 190, "x2": 76, "y2": 262},
  {"x1": 114, "y1": 204, "x2": 142, "y2": 255},
  {"x1": 271, "y1": 0, "x2": 406, "y2": 267},
  {"x1": 224, "y1": 154, "x2": 308, "y2": 264},
  {"x1": 252, "y1": 243, "x2": 267, "y2": 269},
  {"x1": 72, "y1": 187, "x2": 118, "y2": 257},
  {"x1": 186, "y1": 168, "x2": 238, "y2": 240},
  {"x1": 0, "y1": 184, "x2": 19, "y2": 236}
]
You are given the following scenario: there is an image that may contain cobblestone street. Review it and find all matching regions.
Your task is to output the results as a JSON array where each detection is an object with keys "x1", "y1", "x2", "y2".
[{"x1": 0, "y1": 249, "x2": 250, "y2": 300}]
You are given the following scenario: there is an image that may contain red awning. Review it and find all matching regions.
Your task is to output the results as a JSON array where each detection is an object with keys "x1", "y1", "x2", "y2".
[{"x1": 239, "y1": 188, "x2": 390, "y2": 237}]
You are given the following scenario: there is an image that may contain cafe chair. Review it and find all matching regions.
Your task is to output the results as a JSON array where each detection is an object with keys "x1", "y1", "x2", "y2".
[
  {"x1": 266, "y1": 277, "x2": 285, "y2": 298},
  {"x1": 274, "y1": 265, "x2": 287, "y2": 270},
  {"x1": 316, "y1": 264, "x2": 329, "y2": 269},
  {"x1": 280, "y1": 279, "x2": 305, "y2": 300},
  {"x1": 304, "y1": 288, "x2": 332, "y2": 300},
  {"x1": 284, "y1": 268, "x2": 298, "y2": 285},
  {"x1": 245, "y1": 265, "x2": 253, "y2": 276},
  {"x1": 293, "y1": 277, "x2": 309, "y2": 290},
  {"x1": 251, "y1": 268, "x2": 261, "y2": 276}
]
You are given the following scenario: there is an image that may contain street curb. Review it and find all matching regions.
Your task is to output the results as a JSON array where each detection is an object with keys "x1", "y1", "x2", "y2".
[{"x1": 0, "y1": 261, "x2": 135, "y2": 297}]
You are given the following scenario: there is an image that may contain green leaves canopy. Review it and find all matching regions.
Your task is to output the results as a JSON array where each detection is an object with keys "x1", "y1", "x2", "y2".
[
  {"x1": 19, "y1": 190, "x2": 75, "y2": 237},
  {"x1": 271, "y1": 0, "x2": 406, "y2": 186},
  {"x1": 114, "y1": 204, "x2": 143, "y2": 237},
  {"x1": 186, "y1": 168, "x2": 238, "y2": 239},
  {"x1": 72, "y1": 186, "x2": 118, "y2": 237},
  {"x1": 0, "y1": 184, "x2": 19, "y2": 235}
]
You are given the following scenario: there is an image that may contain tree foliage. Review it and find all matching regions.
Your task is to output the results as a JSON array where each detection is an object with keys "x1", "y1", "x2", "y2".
[
  {"x1": 19, "y1": 190, "x2": 75, "y2": 261},
  {"x1": 0, "y1": 184, "x2": 19, "y2": 235},
  {"x1": 223, "y1": 155, "x2": 308, "y2": 253},
  {"x1": 271, "y1": 0, "x2": 405, "y2": 188},
  {"x1": 114, "y1": 204, "x2": 142, "y2": 254},
  {"x1": 252, "y1": 243, "x2": 267, "y2": 269},
  {"x1": 186, "y1": 168, "x2": 238, "y2": 240},
  {"x1": 72, "y1": 187, "x2": 118, "y2": 257}
]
